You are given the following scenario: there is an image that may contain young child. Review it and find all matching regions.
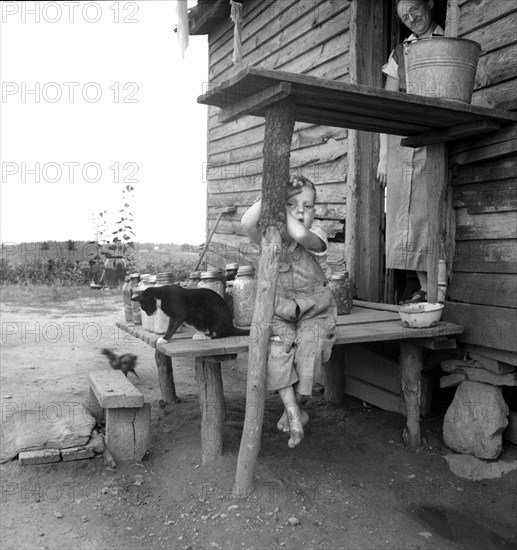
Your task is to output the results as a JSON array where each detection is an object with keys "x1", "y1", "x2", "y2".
[{"x1": 241, "y1": 175, "x2": 337, "y2": 448}]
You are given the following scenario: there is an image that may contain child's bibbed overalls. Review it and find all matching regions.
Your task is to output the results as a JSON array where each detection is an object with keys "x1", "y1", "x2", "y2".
[{"x1": 267, "y1": 238, "x2": 337, "y2": 395}]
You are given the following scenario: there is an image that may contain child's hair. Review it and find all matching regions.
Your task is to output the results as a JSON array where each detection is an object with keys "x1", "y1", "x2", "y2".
[{"x1": 287, "y1": 175, "x2": 317, "y2": 201}]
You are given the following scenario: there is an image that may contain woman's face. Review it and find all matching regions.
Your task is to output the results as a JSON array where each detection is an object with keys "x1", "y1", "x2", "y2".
[{"x1": 397, "y1": 0, "x2": 435, "y2": 37}]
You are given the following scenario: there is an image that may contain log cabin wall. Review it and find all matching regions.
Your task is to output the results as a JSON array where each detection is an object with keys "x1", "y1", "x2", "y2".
[
  {"x1": 442, "y1": 0, "x2": 517, "y2": 364},
  {"x1": 193, "y1": 0, "x2": 351, "y2": 270}
]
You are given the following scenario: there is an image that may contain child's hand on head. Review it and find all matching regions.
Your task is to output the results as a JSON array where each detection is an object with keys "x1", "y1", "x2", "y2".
[{"x1": 287, "y1": 177, "x2": 304, "y2": 198}]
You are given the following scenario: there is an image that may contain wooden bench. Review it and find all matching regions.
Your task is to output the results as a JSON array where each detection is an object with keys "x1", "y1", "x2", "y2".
[
  {"x1": 116, "y1": 301, "x2": 463, "y2": 463},
  {"x1": 88, "y1": 370, "x2": 150, "y2": 463}
]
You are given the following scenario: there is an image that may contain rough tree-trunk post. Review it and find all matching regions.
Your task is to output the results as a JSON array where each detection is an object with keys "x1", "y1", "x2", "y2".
[
  {"x1": 234, "y1": 98, "x2": 295, "y2": 497},
  {"x1": 400, "y1": 342, "x2": 424, "y2": 449},
  {"x1": 194, "y1": 357, "x2": 226, "y2": 463}
]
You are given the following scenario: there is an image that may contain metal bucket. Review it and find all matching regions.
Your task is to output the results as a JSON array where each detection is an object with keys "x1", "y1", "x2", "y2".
[{"x1": 405, "y1": 37, "x2": 481, "y2": 103}]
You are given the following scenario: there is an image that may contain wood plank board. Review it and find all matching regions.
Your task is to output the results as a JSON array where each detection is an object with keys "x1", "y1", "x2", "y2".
[
  {"x1": 198, "y1": 67, "x2": 517, "y2": 137},
  {"x1": 448, "y1": 272, "x2": 517, "y2": 308},
  {"x1": 453, "y1": 240, "x2": 517, "y2": 274},
  {"x1": 116, "y1": 315, "x2": 462, "y2": 359},
  {"x1": 442, "y1": 302, "x2": 516, "y2": 352},
  {"x1": 451, "y1": 155, "x2": 517, "y2": 185},
  {"x1": 89, "y1": 371, "x2": 144, "y2": 409}
]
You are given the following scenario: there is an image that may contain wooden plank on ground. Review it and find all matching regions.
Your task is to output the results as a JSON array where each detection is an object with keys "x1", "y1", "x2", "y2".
[
  {"x1": 343, "y1": 376, "x2": 402, "y2": 414},
  {"x1": 344, "y1": 344, "x2": 433, "y2": 414}
]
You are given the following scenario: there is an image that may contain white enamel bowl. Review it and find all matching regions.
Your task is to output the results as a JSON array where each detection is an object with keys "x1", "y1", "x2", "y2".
[{"x1": 398, "y1": 302, "x2": 444, "y2": 328}]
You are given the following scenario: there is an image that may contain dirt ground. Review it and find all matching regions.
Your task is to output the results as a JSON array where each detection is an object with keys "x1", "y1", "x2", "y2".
[{"x1": 1, "y1": 288, "x2": 516, "y2": 550}]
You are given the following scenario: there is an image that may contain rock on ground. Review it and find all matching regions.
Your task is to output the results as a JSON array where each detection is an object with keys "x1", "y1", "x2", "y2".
[{"x1": 443, "y1": 381, "x2": 508, "y2": 459}]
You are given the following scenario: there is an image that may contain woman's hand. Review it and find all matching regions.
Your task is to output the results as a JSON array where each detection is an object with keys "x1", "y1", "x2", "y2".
[{"x1": 376, "y1": 154, "x2": 388, "y2": 187}]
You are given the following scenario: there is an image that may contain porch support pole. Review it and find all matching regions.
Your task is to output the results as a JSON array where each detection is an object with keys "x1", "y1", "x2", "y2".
[
  {"x1": 195, "y1": 357, "x2": 226, "y2": 464},
  {"x1": 155, "y1": 350, "x2": 179, "y2": 403},
  {"x1": 400, "y1": 341, "x2": 424, "y2": 449},
  {"x1": 235, "y1": 98, "x2": 295, "y2": 497},
  {"x1": 425, "y1": 143, "x2": 447, "y2": 303}
]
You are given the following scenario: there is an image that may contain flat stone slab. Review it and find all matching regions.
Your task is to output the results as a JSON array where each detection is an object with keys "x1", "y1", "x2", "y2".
[
  {"x1": 445, "y1": 448, "x2": 517, "y2": 481},
  {"x1": 61, "y1": 446, "x2": 95, "y2": 462},
  {"x1": 89, "y1": 370, "x2": 144, "y2": 409},
  {"x1": 19, "y1": 449, "x2": 61, "y2": 465},
  {"x1": 441, "y1": 360, "x2": 516, "y2": 386}
]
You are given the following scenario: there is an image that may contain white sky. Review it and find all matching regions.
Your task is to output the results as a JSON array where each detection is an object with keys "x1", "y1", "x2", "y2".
[{"x1": 0, "y1": 1, "x2": 209, "y2": 245}]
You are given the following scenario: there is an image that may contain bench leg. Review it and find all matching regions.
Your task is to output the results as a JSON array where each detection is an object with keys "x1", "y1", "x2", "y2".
[
  {"x1": 105, "y1": 403, "x2": 151, "y2": 463},
  {"x1": 324, "y1": 346, "x2": 345, "y2": 404},
  {"x1": 400, "y1": 342, "x2": 424, "y2": 450},
  {"x1": 194, "y1": 357, "x2": 226, "y2": 463},
  {"x1": 323, "y1": 346, "x2": 345, "y2": 405},
  {"x1": 155, "y1": 350, "x2": 180, "y2": 403}
]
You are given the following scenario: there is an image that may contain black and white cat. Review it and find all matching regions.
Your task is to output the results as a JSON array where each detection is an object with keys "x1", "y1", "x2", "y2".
[{"x1": 131, "y1": 285, "x2": 248, "y2": 344}]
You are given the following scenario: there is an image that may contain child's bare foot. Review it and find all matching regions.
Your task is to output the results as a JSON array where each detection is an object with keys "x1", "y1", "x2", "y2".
[
  {"x1": 277, "y1": 409, "x2": 309, "y2": 433},
  {"x1": 276, "y1": 410, "x2": 290, "y2": 433},
  {"x1": 286, "y1": 408, "x2": 304, "y2": 448}
]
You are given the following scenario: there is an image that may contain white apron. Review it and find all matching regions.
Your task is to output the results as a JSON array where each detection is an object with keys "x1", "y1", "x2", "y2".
[{"x1": 385, "y1": 134, "x2": 428, "y2": 271}]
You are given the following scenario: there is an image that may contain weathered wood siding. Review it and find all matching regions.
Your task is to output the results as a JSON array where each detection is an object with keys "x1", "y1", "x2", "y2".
[
  {"x1": 204, "y1": 0, "x2": 350, "y2": 268},
  {"x1": 443, "y1": 0, "x2": 517, "y2": 362}
]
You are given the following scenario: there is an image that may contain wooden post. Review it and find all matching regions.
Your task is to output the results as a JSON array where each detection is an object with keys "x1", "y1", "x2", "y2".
[
  {"x1": 234, "y1": 98, "x2": 295, "y2": 497},
  {"x1": 425, "y1": 143, "x2": 447, "y2": 303},
  {"x1": 400, "y1": 342, "x2": 424, "y2": 450},
  {"x1": 155, "y1": 349, "x2": 179, "y2": 403},
  {"x1": 324, "y1": 346, "x2": 345, "y2": 404},
  {"x1": 194, "y1": 357, "x2": 226, "y2": 463},
  {"x1": 346, "y1": 0, "x2": 385, "y2": 301}
]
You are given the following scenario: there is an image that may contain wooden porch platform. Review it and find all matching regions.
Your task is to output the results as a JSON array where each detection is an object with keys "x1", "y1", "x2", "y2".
[
  {"x1": 116, "y1": 302, "x2": 463, "y2": 462},
  {"x1": 197, "y1": 66, "x2": 517, "y2": 142}
]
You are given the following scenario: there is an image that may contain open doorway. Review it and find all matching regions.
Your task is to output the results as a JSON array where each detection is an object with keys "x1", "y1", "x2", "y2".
[{"x1": 382, "y1": 0, "x2": 447, "y2": 304}]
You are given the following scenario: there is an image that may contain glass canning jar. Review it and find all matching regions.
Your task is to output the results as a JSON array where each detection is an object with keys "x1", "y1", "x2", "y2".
[
  {"x1": 137, "y1": 274, "x2": 152, "y2": 330},
  {"x1": 122, "y1": 276, "x2": 133, "y2": 322},
  {"x1": 198, "y1": 270, "x2": 225, "y2": 298},
  {"x1": 224, "y1": 280, "x2": 235, "y2": 313},
  {"x1": 187, "y1": 271, "x2": 201, "y2": 289},
  {"x1": 225, "y1": 263, "x2": 239, "y2": 282},
  {"x1": 328, "y1": 272, "x2": 352, "y2": 315},
  {"x1": 129, "y1": 273, "x2": 142, "y2": 325},
  {"x1": 233, "y1": 265, "x2": 257, "y2": 328},
  {"x1": 153, "y1": 272, "x2": 177, "y2": 335}
]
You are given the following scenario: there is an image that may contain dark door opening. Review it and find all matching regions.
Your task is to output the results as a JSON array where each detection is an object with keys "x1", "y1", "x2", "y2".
[{"x1": 382, "y1": 0, "x2": 447, "y2": 303}]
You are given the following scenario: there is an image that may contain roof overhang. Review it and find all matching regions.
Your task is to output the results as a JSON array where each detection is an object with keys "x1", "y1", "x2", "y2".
[{"x1": 188, "y1": 0, "x2": 230, "y2": 35}]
